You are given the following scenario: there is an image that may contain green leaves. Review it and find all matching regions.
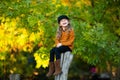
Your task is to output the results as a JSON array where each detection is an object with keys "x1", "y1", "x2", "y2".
[
  {"x1": 0, "y1": 0, "x2": 120, "y2": 78},
  {"x1": 27, "y1": 15, "x2": 39, "y2": 27},
  {"x1": 73, "y1": 20, "x2": 119, "y2": 67}
]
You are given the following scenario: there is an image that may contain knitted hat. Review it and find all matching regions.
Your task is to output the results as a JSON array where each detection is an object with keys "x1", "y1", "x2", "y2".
[{"x1": 57, "y1": 15, "x2": 69, "y2": 24}]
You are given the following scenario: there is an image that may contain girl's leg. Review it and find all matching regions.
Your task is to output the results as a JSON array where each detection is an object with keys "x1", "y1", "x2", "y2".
[
  {"x1": 55, "y1": 46, "x2": 72, "y2": 60},
  {"x1": 53, "y1": 46, "x2": 71, "y2": 75},
  {"x1": 49, "y1": 47, "x2": 56, "y2": 62},
  {"x1": 46, "y1": 47, "x2": 56, "y2": 77},
  {"x1": 49, "y1": 46, "x2": 71, "y2": 62}
]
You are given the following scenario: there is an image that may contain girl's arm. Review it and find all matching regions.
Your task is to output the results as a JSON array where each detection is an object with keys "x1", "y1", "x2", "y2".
[
  {"x1": 55, "y1": 38, "x2": 60, "y2": 46},
  {"x1": 61, "y1": 29, "x2": 75, "y2": 46}
]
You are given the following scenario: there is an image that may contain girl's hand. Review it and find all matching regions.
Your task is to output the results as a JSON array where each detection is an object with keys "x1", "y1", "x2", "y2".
[{"x1": 57, "y1": 43, "x2": 62, "y2": 47}]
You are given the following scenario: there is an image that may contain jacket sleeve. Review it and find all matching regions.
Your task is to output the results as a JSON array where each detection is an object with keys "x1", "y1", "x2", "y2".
[
  {"x1": 61, "y1": 29, "x2": 75, "y2": 46},
  {"x1": 55, "y1": 37, "x2": 59, "y2": 46}
]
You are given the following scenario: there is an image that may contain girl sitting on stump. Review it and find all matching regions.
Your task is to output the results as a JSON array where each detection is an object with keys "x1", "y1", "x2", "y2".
[{"x1": 46, "y1": 15, "x2": 75, "y2": 77}]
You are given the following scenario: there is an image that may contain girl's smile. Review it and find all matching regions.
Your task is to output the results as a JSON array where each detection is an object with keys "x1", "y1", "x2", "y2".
[{"x1": 60, "y1": 19, "x2": 69, "y2": 27}]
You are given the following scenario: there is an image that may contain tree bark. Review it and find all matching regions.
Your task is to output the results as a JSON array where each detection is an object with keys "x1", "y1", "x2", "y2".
[
  {"x1": 116, "y1": 67, "x2": 120, "y2": 80},
  {"x1": 55, "y1": 51, "x2": 73, "y2": 80}
]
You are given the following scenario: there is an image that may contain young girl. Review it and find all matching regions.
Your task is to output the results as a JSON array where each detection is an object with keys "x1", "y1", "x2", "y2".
[{"x1": 46, "y1": 15, "x2": 75, "y2": 77}]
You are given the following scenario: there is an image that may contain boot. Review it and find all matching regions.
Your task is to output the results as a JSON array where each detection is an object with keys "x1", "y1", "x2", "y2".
[
  {"x1": 53, "y1": 59, "x2": 62, "y2": 76},
  {"x1": 46, "y1": 62, "x2": 55, "y2": 77}
]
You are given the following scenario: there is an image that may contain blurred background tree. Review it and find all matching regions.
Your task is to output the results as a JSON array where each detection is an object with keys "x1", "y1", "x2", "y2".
[{"x1": 0, "y1": 0, "x2": 120, "y2": 80}]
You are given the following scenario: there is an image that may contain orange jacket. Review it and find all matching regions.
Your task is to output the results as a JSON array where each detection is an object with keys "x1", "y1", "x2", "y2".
[{"x1": 55, "y1": 28, "x2": 75, "y2": 50}]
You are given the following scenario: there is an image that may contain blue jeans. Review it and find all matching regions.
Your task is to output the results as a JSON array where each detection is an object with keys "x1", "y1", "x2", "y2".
[{"x1": 50, "y1": 46, "x2": 72, "y2": 62}]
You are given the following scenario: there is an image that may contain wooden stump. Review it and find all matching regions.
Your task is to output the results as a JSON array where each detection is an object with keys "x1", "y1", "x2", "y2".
[
  {"x1": 9, "y1": 74, "x2": 20, "y2": 80},
  {"x1": 55, "y1": 51, "x2": 73, "y2": 80}
]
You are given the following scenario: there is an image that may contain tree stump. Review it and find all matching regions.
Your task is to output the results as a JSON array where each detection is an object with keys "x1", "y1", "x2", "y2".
[
  {"x1": 9, "y1": 74, "x2": 20, "y2": 80},
  {"x1": 55, "y1": 51, "x2": 73, "y2": 80}
]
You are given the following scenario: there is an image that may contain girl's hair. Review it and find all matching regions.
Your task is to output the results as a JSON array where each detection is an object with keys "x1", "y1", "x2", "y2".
[{"x1": 56, "y1": 23, "x2": 72, "y2": 39}]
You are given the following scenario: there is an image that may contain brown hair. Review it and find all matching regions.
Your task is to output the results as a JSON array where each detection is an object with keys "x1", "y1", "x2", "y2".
[{"x1": 56, "y1": 24, "x2": 72, "y2": 39}]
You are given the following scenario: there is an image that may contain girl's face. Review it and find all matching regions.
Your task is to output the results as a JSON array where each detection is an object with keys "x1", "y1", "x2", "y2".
[{"x1": 59, "y1": 19, "x2": 69, "y2": 27}]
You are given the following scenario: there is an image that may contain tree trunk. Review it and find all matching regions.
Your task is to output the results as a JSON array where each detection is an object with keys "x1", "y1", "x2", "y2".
[
  {"x1": 55, "y1": 51, "x2": 73, "y2": 80},
  {"x1": 116, "y1": 67, "x2": 120, "y2": 80}
]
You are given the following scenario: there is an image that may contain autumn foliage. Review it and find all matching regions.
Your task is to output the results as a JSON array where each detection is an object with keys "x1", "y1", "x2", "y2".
[{"x1": 0, "y1": 0, "x2": 120, "y2": 79}]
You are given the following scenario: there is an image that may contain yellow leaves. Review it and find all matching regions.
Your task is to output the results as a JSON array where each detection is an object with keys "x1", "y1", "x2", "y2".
[
  {"x1": 65, "y1": 0, "x2": 91, "y2": 7},
  {"x1": 17, "y1": 0, "x2": 20, "y2": 2},
  {"x1": 52, "y1": 0, "x2": 56, "y2": 4},
  {"x1": 6, "y1": 17, "x2": 10, "y2": 22},
  {"x1": 3, "y1": 17, "x2": 18, "y2": 32},
  {"x1": 75, "y1": 1, "x2": 82, "y2": 8},
  {"x1": 20, "y1": 14, "x2": 25, "y2": 17},
  {"x1": 56, "y1": 4, "x2": 61, "y2": 8},
  {"x1": 19, "y1": 28, "x2": 28, "y2": 35},
  {"x1": 38, "y1": 28, "x2": 44, "y2": 36},
  {"x1": 115, "y1": 28, "x2": 120, "y2": 36},
  {"x1": 2, "y1": 18, "x2": 17, "y2": 28},
  {"x1": 34, "y1": 47, "x2": 49, "y2": 68},
  {"x1": 0, "y1": 56, "x2": 5, "y2": 60},
  {"x1": 0, "y1": 17, "x2": 27, "y2": 53},
  {"x1": 34, "y1": 52, "x2": 49, "y2": 68},
  {"x1": 75, "y1": 0, "x2": 91, "y2": 8},
  {"x1": 1, "y1": 17, "x2": 5, "y2": 22},
  {"x1": 10, "y1": 69, "x2": 14, "y2": 74},
  {"x1": 0, "y1": 17, "x2": 25, "y2": 52},
  {"x1": 8, "y1": 7, "x2": 14, "y2": 11},
  {"x1": 17, "y1": 34, "x2": 27, "y2": 46},
  {"x1": 0, "y1": 28, "x2": 4, "y2": 39},
  {"x1": 29, "y1": 32, "x2": 36, "y2": 42},
  {"x1": 81, "y1": 0, "x2": 91, "y2": 6},
  {"x1": 23, "y1": 42, "x2": 33, "y2": 52},
  {"x1": 16, "y1": 17, "x2": 20, "y2": 21},
  {"x1": 10, "y1": 54, "x2": 17, "y2": 62},
  {"x1": 10, "y1": 67, "x2": 17, "y2": 74},
  {"x1": 0, "y1": 16, "x2": 46, "y2": 69},
  {"x1": 31, "y1": 0, "x2": 37, "y2": 5},
  {"x1": 37, "y1": 21, "x2": 41, "y2": 26},
  {"x1": 61, "y1": 0, "x2": 71, "y2": 7},
  {"x1": 38, "y1": 41, "x2": 43, "y2": 47},
  {"x1": 10, "y1": 18, "x2": 17, "y2": 27}
]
